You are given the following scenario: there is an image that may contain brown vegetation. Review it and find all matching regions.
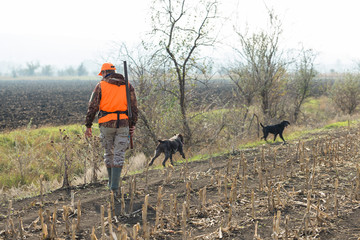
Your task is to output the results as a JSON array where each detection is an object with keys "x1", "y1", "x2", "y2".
[{"x1": 1, "y1": 123, "x2": 360, "y2": 239}]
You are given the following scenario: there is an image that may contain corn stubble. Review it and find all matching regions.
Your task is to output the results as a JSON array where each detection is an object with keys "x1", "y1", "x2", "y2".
[{"x1": 3, "y1": 127, "x2": 360, "y2": 239}]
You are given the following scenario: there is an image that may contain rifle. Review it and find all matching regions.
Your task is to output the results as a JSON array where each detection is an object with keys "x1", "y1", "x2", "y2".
[{"x1": 123, "y1": 61, "x2": 134, "y2": 149}]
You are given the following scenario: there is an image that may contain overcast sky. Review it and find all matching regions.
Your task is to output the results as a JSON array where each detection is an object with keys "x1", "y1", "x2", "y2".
[{"x1": 1, "y1": 0, "x2": 359, "y2": 74}]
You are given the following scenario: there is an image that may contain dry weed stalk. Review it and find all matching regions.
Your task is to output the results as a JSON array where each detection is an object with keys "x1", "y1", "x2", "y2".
[
  {"x1": 253, "y1": 221, "x2": 260, "y2": 239},
  {"x1": 356, "y1": 164, "x2": 360, "y2": 200},
  {"x1": 242, "y1": 157, "x2": 247, "y2": 181},
  {"x1": 19, "y1": 217, "x2": 24, "y2": 239},
  {"x1": 199, "y1": 186, "x2": 207, "y2": 212},
  {"x1": 91, "y1": 226, "x2": 98, "y2": 240},
  {"x1": 227, "y1": 203, "x2": 232, "y2": 228},
  {"x1": 9, "y1": 218, "x2": 16, "y2": 238},
  {"x1": 243, "y1": 175, "x2": 248, "y2": 193},
  {"x1": 170, "y1": 194, "x2": 178, "y2": 228},
  {"x1": 281, "y1": 164, "x2": 286, "y2": 181},
  {"x1": 226, "y1": 156, "x2": 233, "y2": 176},
  {"x1": 76, "y1": 199, "x2": 81, "y2": 231},
  {"x1": 145, "y1": 160, "x2": 150, "y2": 192},
  {"x1": 71, "y1": 190, "x2": 75, "y2": 209},
  {"x1": 236, "y1": 161, "x2": 241, "y2": 179},
  {"x1": 40, "y1": 175, "x2": 44, "y2": 206},
  {"x1": 50, "y1": 207, "x2": 57, "y2": 238},
  {"x1": 186, "y1": 182, "x2": 191, "y2": 205},
  {"x1": 289, "y1": 155, "x2": 293, "y2": 178},
  {"x1": 132, "y1": 223, "x2": 140, "y2": 240},
  {"x1": 285, "y1": 215, "x2": 289, "y2": 239},
  {"x1": 155, "y1": 186, "x2": 163, "y2": 232},
  {"x1": 273, "y1": 149, "x2": 277, "y2": 169},
  {"x1": 63, "y1": 206, "x2": 70, "y2": 235},
  {"x1": 305, "y1": 158, "x2": 310, "y2": 190},
  {"x1": 108, "y1": 203, "x2": 113, "y2": 240},
  {"x1": 224, "y1": 176, "x2": 228, "y2": 200},
  {"x1": 276, "y1": 185, "x2": 284, "y2": 208},
  {"x1": 181, "y1": 202, "x2": 187, "y2": 240},
  {"x1": 229, "y1": 178, "x2": 237, "y2": 204},
  {"x1": 116, "y1": 225, "x2": 128, "y2": 240},
  {"x1": 271, "y1": 187, "x2": 276, "y2": 212},
  {"x1": 272, "y1": 210, "x2": 281, "y2": 240},
  {"x1": 209, "y1": 155, "x2": 213, "y2": 169},
  {"x1": 46, "y1": 209, "x2": 51, "y2": 228},
  {"x1": 334, "y1": 178, "x2": 339, "y2": 216},
  {"x1": 216, "y1": 171, "x2": 221, "y2": 195},
  {"x1": 299, "y1": 191, "x2": 313, "y2": 237},
  {"x1": 165, "y1": 166, "x2": 173, "y2": 184},
  {"x1": 7, "y1": 200, "x2": 12, "y2": 235},
  {"x1": 258, "y1": 165, "x2": 263, "y2": 191},
  {"x1": 142, "y1": 194, "x2": 149, "y2": 239},
  {"x1": 251, "y1": 189, "x2": 255, "y2": 219},
  {"x1": 267, "y1": 187, "x2": 272, "y2": 212},
  {"x1": 130, "y1": 176, "x2": 136, "y2": 214},
  {"x1": 253, "y1": 157, "x2": 257, "y2": 174},
  {"x1": 72, "y1": 219, "x2": 76, "y2": 240},
  {"x1": 101, "y1": 205, "x2": 105, "y2": 239},
  {"x1": 261, "y1": 147, "x2": 265, "y2": 170},
  {"x1": 39, "y1": 208, "x2": 47, "y2": 238}
]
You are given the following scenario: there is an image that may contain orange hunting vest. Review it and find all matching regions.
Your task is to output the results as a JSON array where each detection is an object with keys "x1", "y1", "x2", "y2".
[{"x1": 98, "y1": 81, "x2": 128, "y2": 124}]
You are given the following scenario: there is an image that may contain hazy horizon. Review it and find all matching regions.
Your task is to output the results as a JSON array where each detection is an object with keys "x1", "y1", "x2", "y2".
[{"x1": 1, "y1": 0, "x2": 360, "y2": 75}]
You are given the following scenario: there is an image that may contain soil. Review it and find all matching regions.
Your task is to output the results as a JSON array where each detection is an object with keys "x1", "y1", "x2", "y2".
[
  {"x1": 0, "y1": 80, "x2": 97, "y2": 131},
  {"x1": 1, "y1": 124, "x2": 360, "y2": 239}
]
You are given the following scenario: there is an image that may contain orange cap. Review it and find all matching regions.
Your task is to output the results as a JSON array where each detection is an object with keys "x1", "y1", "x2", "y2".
[{"x1": 98, "y1": 62, "x2": 116, "y2": 76}]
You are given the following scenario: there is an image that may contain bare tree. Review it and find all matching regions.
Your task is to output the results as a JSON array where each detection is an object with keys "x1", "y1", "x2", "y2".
[
  {"x1": 150, "y1": 0, "x2": 219, "y2": 143},
  {"x1": 330, "y1": 73, "x2": 360, "y2": 115},
  {"x1": 288, "y1": 48, "x2": 317, "y2": 123},
  {"x1": 23, "y1": 61, "x2": 40, "y2": 76},
  {"x1": 233, "y1": 9, "x2": 288, "y2": 119}
]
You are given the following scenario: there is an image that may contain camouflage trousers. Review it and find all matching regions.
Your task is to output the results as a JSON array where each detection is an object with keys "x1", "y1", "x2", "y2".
[{"x1": 99, "y1": 126, "x2": 129, "y2": 168}]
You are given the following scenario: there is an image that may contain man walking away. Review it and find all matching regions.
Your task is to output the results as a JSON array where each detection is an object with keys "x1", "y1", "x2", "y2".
[{"x1": 84, "y1": 62, "x2": 138, "y2": 196}]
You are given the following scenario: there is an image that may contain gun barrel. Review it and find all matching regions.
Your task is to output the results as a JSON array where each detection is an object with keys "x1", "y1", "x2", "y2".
[{"x1": 123, "y1": 61, "x2": 132, "y2": 118}]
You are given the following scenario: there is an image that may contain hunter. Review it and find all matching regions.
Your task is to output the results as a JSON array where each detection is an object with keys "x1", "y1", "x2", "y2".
[{"x1": 85, "y1": 62, "x2": 138, "y2": 196}]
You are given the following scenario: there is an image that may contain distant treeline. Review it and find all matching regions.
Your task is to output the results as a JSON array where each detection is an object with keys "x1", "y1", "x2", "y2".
[{"x1": 1, "y1": 61, "x2": 94, "y2": 78}]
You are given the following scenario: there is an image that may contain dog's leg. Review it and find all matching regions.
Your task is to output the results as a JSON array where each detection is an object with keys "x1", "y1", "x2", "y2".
[
  {"x1": 162, "y1": 152, "x2": 170, "y2": 167},
  {"x1": 273, "y1": 134, "x2": 278, "y2": 141},
  {"x1": 279, "y1": 133, "x2": 286, "y2": 143},
  {"x1": 179, "y1": 145, "x2": 186, "y2": 159},
  {"x1": 148, "y1": 150, "x2": 161, "y2": 166},
  {"x1": 263, "y1": 132, "x2": 268, "y2": 141},
  {"x1": 169, "y1": 153, "x2": 174, "y2": 166}
]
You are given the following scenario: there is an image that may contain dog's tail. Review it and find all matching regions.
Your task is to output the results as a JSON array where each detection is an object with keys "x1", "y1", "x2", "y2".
[{"x1": 260, "y1": 123, "x2": 264, "y2": 128}]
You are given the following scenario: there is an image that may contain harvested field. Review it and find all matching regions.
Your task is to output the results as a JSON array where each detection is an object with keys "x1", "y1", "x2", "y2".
[
  {"x1": 1, "y1": 124, "x2": 360, "y2": 239},
  {"x1": 0, "y1": 79, "x2": 97, "y2": 131}
]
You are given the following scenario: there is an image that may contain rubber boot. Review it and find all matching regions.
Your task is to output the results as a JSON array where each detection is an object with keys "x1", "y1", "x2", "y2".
[
  {"x1": 110, "y1": 167, "x2": 122, "y2": 194},
  {"x1": 107, "y1": 167, "x2": 112, "y2": 189}
]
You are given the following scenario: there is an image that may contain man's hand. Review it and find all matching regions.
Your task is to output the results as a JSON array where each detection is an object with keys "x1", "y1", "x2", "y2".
[
  {"x1": 129, "y1": 126, "x2": 135, "y2": 137},
  {"x1": 85, "y1": 127, "x2": 92, "y2": 138}
]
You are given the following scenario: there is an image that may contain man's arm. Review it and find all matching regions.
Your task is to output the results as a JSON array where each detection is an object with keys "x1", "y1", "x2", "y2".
[{"x1": 85, "y1": 83, "x2": 101, "y2": 136}]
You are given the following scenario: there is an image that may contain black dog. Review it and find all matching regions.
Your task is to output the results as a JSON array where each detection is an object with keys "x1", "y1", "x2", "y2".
[
  {"x1": 148, "y1": 134, "x2": 186, "y2": 167},
  {"x1": 260, "y1": 121, "x2": 290, "y2": 143}
]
